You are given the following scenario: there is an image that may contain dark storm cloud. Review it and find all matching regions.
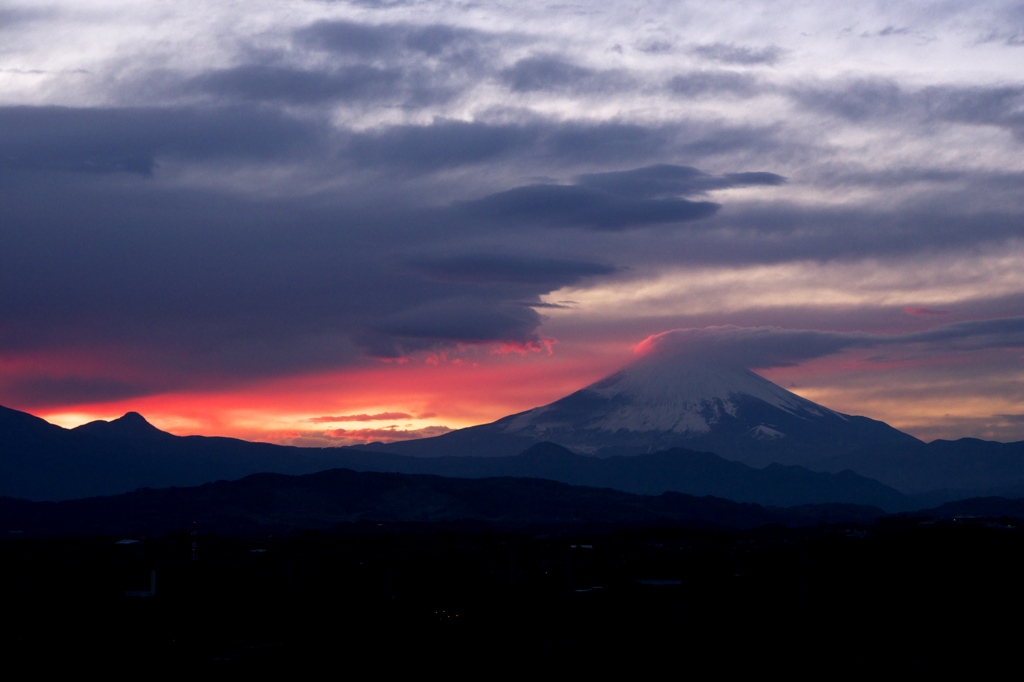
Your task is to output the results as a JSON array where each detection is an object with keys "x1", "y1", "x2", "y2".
[
  {"x1": 1, "y1": 159, "x2": 632, "y2": 389},
  {"x1": 454, "y1": 163, "x2": 787, "y2": 231},
  {"x1": 500, "y1": 55, "x2": 634, "y2": 93},
  {"x1": 1, "y1": 376, "x2": 154, "y2": 407},
  {"x1": 343, "y1": 119, "x2": 535, "y2": 170},
  {"x1": 372, "y1": 298, "x2": 542, "y2": 341},
  {"x1": 458, "y1": 183, "x2": 720, "y2": 230},
  {"x1": 668, "y1": 70, "x2": 762, "y2": 98},
  {"x1": 575, "y1": 164, "x2": 786, "y2": 198},
  {"x1": 790, "y1": 79, "x2": 1024, "y2": 140},
  {"x1": 0, "y1": 100, "x2": 782, "y2": 393},
  {"x1": 409, "y1": 254, "x2": 618, "y2": 287},
  {"x1": 362, "y1": 298, "x2": 546, "y2": 358},
  {"x1": 0, "y1": 105, "x2": 327, "y2": 175},
  {"x1": 0, "y1": 178, "x2": 407, "y2": 381},
  {"x1": 690, "y1": 43, "x2": 783, "y2": 65},
  {"x1": 639, "y1": 317, "x2": 1024, "y2": 368}
]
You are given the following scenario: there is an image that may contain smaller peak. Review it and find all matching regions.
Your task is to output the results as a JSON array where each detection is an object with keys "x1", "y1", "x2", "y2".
[
  {"x1": 73, "y1": 412, "x2": 172, "y2": 440},
  {"x1": 516, "y1": 442, "x2": 579, "y2": 458}
]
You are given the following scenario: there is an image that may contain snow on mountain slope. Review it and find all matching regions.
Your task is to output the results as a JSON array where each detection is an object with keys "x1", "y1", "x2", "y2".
[{"x1": 503, "y1": 355, "x2": 843, "y2": 437}]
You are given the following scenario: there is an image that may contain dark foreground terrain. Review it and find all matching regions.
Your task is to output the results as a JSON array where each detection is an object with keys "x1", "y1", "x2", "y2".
[{"x1": 5, "y1": 516, "x2": 1023, "y2": 672}]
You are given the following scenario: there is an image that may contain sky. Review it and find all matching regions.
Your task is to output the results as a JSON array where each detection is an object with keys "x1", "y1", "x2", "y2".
[{"x1": 3, "y1": 0, "x2": 1024, "y2": 445}]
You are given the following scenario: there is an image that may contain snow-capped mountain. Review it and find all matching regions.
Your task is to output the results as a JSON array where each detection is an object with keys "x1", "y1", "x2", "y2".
[
  {"x1": 502, "y1": 358, "x2": 836, "y2": 440},
  {"x1": 366, "y1": 349, "x2": 920, "y2": 466}
]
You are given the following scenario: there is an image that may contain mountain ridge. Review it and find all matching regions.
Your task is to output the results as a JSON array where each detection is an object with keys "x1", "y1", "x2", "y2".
[{"x1": 0, "y1": 403, "x2": 908, "y2": 507}]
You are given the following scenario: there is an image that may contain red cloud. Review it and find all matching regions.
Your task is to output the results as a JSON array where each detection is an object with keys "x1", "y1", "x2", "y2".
[
  {"x1": 490, "y1": 337, "x2": 557, "y2": 355},
  {"x1": 324, "y1": 425, "x2": 453, "y2": 442},
  {"x1": 307, "y1": 412, "x2": 413, "y2": 423}
]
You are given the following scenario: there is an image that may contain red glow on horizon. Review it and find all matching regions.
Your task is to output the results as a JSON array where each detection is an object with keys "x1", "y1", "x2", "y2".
[{"x1": 26, "y1": 347, "x2": 622, "y2": 444}]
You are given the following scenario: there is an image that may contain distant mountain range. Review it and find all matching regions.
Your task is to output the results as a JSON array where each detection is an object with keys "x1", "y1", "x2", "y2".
[
  {"x1": 4, "y1": 463, "x2": 1022, "y2": 539},
  {"x1": 0, "y1": 466, "x2": 892, "y2": 537},
  {"x1": 0, "y1": 403, "x2": 908, "y2": 508},
  {"x1": 3, "y1": 348, "x2": 1024, "y2": 510}
]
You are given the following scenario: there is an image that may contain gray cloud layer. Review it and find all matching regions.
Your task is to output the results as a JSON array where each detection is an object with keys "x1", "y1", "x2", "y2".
[
  {"x1": 3, "y1": 6, "x2": 1024, "y2": 414},
  {"x1": 641, "y1": 318, "x2": 1024, "y2": 368}
]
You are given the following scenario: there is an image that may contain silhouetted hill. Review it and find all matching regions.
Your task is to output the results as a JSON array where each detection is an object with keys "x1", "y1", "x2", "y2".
[
  {"x1": 0, "y1": 405, "x2": 349, "y2": 500},
  {"x1": 819, "y1": 438, "x2": 1024, "y2": 496},
  {"x1": 0, "y1": 467, "x2": 891, "y2": 537},
  {"x1": 333, "y1": 442, "x2": 910, "y2": 510}
]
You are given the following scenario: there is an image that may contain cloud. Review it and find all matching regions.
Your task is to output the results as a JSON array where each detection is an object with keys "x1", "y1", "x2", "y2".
[
  {"x1": 295, "y1": 19, "x2": 394, "y2": 55},
  {"x1": 0, "y1": 105, "x2": 327, "y2": 175},
  {"x1": 324, "y1": 425, "x2": 453, "y2": 442},
  {"x1": 634, "y1": 326, "x2": 865, "y2": 368},
  {"x1": 343, "y1": 119, "x2": 535, "y2": 171},
  {"x1": 307, "y1": 412, "x2": 414, "y2": 422},
  {"x1": 575, "y1": 164, "x2": 786, "y2": 198},
  {"x1": 362, "y1": 298, "x2": 547, "y2": 358},
  {"x1": 339, "y1": 119, "x2": 784, "y2": 174},
  {"x1": 0, "y1": 7, "x2": 52, "y2": 29},
  {"x1": 0, "y1": 375, "x2": 154, "y2": 407},
  {"x1": 455, "y1": 164, "x2": 785, "y2": 231},
  {"x1": 500, "y1": 55, "x2": 634, "y2": 93},
  {"x1": 296, "y1": 19, "x2": 491, "y2": 57},
  {"x1": 904, "y1": 307, "x2": 949, "y2": 317},
  {"x1": 186, "y1": 64, "x2": 406, "y2": 105},
  {"x1": 458, "y1": 183, "x2": 719, "y2": 230},
  {"x1": 789, "y1": 79, "x2": 1024, "y2": 140},
  {"x1": 690, "y1": 43, "x2": 784, "y2": 65},
  {"x1": 904, "y1": 317, "x2": 1024, "y2": 349},
  {"x1": 634, "y1": 317, "x2": 1024, "y2": 368},
  {"x1": 169, "y1": 19, "x2": 503, "y2": 110},
  {"x1": 409, "y1": 254, "x2": 617, "y2": 287},
  {"x1": 668, "y1": 70, "x2": 762, "y2": 98}
]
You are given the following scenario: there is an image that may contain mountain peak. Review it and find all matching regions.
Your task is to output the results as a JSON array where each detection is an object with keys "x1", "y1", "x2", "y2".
[
  {"x1": 357, "y1": 346, "x2": 920, "y2": 466},
  {"x1": 585, "y1": 353, "x2": 836, "y2": 426},
  {"x1": 482, "y1": 349, "x2": 918, "y2": 464},
  {"x1": 501, "y1": 352, "x2": 837, "y2": 441},
  {"x1": 72, "y1": 412, "x2": 173, "y2": 440}
]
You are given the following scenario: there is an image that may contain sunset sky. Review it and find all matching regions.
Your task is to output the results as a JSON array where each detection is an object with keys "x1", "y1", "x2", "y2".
[{"x1": 3, "y1": 0, "x2": 1024, "y2": 444}]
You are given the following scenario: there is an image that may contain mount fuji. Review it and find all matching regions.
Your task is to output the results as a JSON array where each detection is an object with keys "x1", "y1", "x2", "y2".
[{"x1": 361, "y1": 349, "x2": 920, "y2": 466}]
